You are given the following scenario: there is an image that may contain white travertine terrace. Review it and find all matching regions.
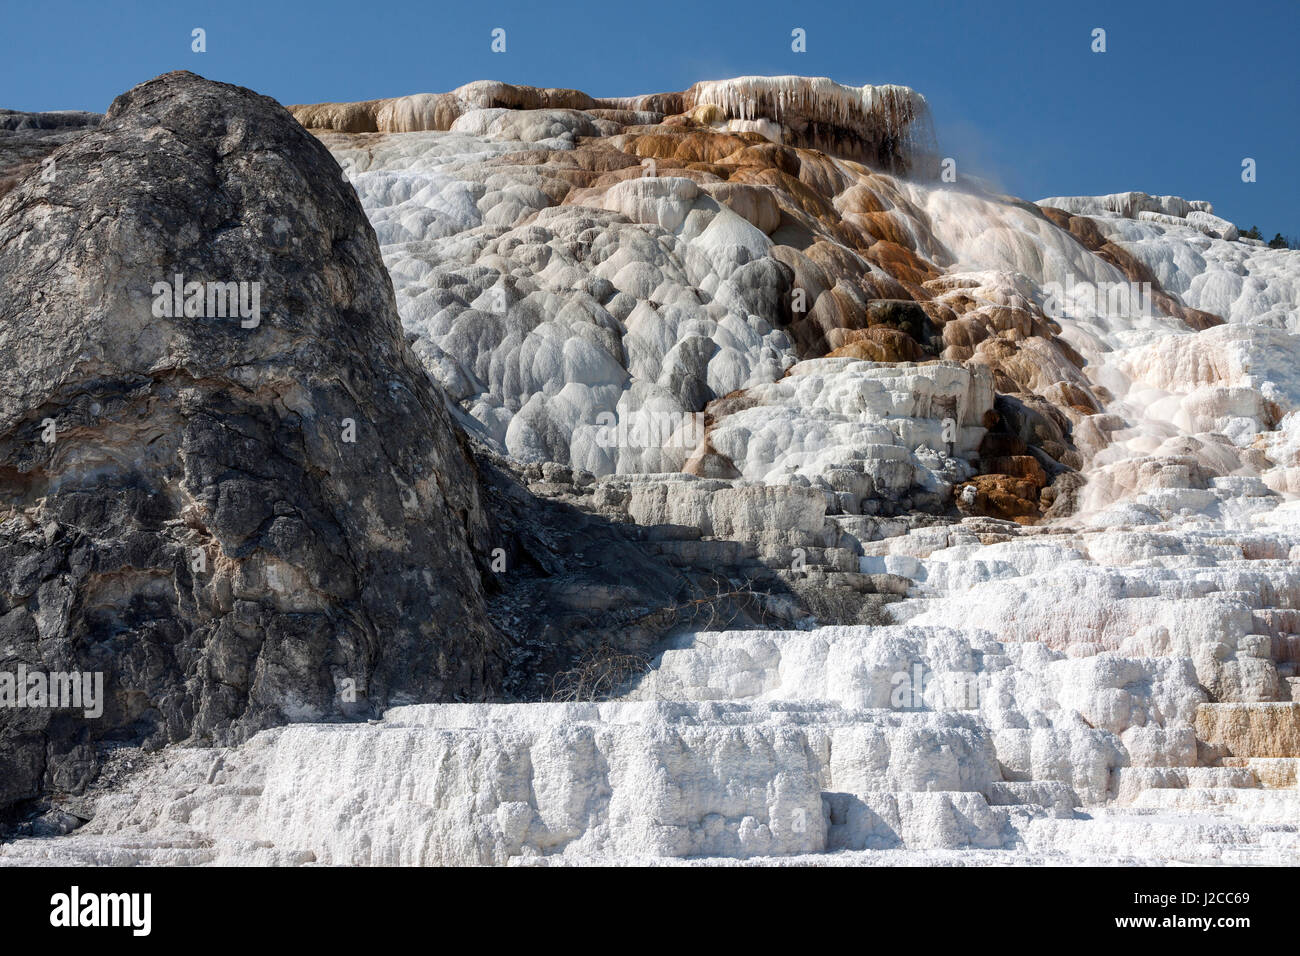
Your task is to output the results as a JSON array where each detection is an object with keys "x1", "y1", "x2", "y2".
[{"x1": 5, "y1": 77, "x2": 1299, "y2": 866}]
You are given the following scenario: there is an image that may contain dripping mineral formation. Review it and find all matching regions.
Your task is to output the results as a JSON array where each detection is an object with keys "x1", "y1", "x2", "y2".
[{"x1": 0, "y1": 72, "x2": 1298, "y2": 864}]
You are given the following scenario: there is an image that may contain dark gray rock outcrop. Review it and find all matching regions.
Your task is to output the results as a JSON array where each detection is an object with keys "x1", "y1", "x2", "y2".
[{"x1": 0, "y1": 72, "x2": 501, "y2": 818}]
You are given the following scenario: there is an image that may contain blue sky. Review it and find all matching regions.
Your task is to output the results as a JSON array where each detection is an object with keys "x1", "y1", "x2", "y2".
[{"x1": 3, "y1": 0, "x2": 1296, "y2": 234}]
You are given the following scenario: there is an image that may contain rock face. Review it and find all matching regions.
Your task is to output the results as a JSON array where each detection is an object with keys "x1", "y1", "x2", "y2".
[
  {"x1": 3, "y1": 70, "x2": 1300, "y2": 865},
  {"x1": 0, "y1": 72, "x2": 501, "y2": 819}
]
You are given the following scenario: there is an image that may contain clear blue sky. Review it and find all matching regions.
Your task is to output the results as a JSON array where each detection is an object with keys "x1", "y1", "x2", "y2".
[{"x1": 3, "y1": 0, "x2": 1296, "y2": 235}]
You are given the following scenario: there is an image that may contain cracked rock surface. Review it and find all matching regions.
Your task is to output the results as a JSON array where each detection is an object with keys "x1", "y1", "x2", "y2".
[{"x1": 0, "y1": 72, "x2": 500, "y2": 819}]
